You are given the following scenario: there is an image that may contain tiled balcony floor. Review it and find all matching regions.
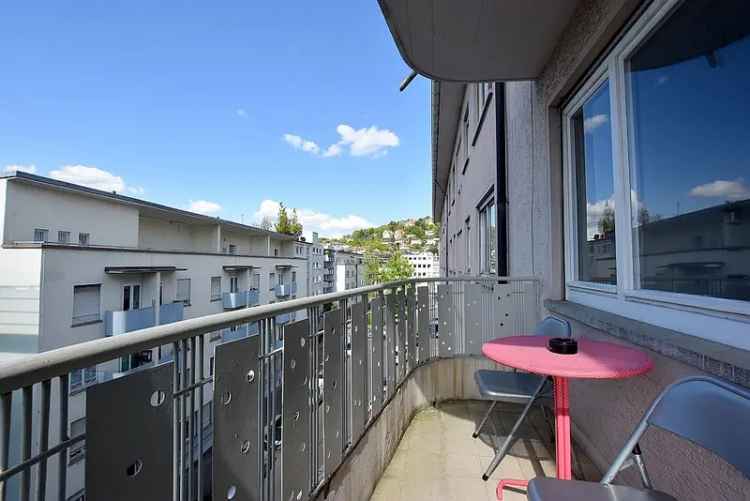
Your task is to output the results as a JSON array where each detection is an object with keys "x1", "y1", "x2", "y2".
[{"x1": 370, "y1": 400, "x2": 587, "y2": 501}]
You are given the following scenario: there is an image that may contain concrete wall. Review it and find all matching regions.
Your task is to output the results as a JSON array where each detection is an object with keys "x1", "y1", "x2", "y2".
[
  {"x1": 3, "y1": 181, "x2": 140, "y2": 247},
  {"x1": 138, "y1": 216, "x2": 217, "y2": 253},
  {"x1": 0, "y1": 247, "x2": 41, "y2": 363}
]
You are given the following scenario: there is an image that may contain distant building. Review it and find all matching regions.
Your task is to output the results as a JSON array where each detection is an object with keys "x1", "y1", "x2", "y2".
[
  {"x1": 307, "y1": 232, "x2": 325, "y2": 296},
  {"x1": 405, "y1": 252, "x2": 440, "y2": 279}
]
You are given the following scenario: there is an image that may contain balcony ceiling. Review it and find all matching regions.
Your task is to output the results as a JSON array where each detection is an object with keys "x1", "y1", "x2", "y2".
[
  {"x1": 377, "y1": 0, "x2": 580, "y2": 82},
  {"x1": 105, "y1": 266, "x2": 185, "y2": 274}
]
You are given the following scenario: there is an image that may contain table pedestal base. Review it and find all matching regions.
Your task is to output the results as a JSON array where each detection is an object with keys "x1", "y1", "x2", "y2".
[{"x1": 496, "y1": 376, "x2": 573, "y2": 499}]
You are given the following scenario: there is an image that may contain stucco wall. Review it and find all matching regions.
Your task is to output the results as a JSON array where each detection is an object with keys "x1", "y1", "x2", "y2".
[
  {"x1": 138, "y1": 216, "x2": 217, "y2": 253},
  {"x1": 3, "y1": 181, "x2": 140, "y2": 247}
]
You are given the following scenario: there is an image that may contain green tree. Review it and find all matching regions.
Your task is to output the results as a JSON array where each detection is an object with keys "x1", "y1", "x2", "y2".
[
  {"x1": 366, "y1": 252, "x2": 414, "y2": 284},
  {"x1": 274, "y1": 203, "x2": 303, "y2": 237}
]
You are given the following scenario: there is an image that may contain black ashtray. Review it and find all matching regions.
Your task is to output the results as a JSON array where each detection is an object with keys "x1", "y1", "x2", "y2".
[{"x1": 547, "y1": 337, "x2": 578, "y2": 355}]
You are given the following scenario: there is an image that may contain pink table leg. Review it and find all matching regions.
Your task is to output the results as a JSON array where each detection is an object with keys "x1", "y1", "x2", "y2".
[{"x1": 553, "y1": 376, "x2": 572, "y2": 480}]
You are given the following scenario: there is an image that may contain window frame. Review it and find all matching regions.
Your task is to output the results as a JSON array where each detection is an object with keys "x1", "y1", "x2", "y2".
[
  {"x1": 561, "y1": 0, "x2": 750, "y2": 347},
  {"x1": 210, "y1": 276, "x2": 222, "y2": 301}
]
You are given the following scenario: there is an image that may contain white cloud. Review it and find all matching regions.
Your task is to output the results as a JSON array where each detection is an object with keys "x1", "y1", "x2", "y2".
[
  {"x1": 586, "y1": 197, "x2": 615, "y2": 240},
  {"x1": 3, "y1": 164, "x2": 37, "y2": 175},
  {"x1": 283, "y1": 124, "x2": 399, "y2": 159},
  {"x1": 283, "y1": 134, "x2": 321, "y2": 155},
  {"x1": 583, "y1": 114, "x2": 608, "y2": 134},
  {"x1": 334, "y1": 124, "x2": 399, "y2": 157},
  {"x1": 236, "y1": 108, "x2": 248, "y2": 118},
  {"x1": 689, "y1": 178, "x2": 750, "y2": 201},
  {"x1": 253, "y1": 199, "x2": 372, "y2": 238},
  {"x1": 49, "y1": 164, "x2": 144, "y2": 195},
  {"x1": 188, "y1": 200, "x2": 222, "y2": 215}
]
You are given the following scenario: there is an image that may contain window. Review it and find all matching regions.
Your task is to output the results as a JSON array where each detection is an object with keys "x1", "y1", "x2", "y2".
[
  {"x1": 269, "y1": 273, "x2": 275, "y2": 290},
  {"x1": 229, "y1": 276, "x2": 239, "y2": 293},
  {"x1": 210, "y1": 276, "x2": 221, "y2": 301},
  {"x1": 465, "y1": 217, "x2": 471, "y2": 274},
  {"x1": 291, "y1": 271, "x2": 296, "y2": 283},
  {"x1": 176, "y1": 278, "x2": 191, "y2": 305},
  {"x1": 33, "y1": 228, "x2": 48, "y2": 242},
  {"x1": 463, "y1": 107, "x2": 469, "y2": 159},
  {"x1": 78, "y1": 232, "x2": 90, "y2": 245},
  {"x1": 569, "y1": 80, "x2": 616, "y2": 285},
  {"x1": 69, "y1": 418, "x2": 86, "y2": 465},
  {"x1": 209, "y1": 356, "x2": 214, "y2": 376},
  {"x1": 478, "y1": 198, "x2": 497, "y2": 275},
  {"x1": 228, "y1": 244, "x2": 237, "y2": 255},
  {"x1": 70, "y1": 367, "x2": 97, "y2": 393},
  {"x1": 251, "y1": 272, "x2": 260, "y2": 289},
  {"x1": 58, "y1": 231, "x2": 70, "y2": 243},
  {"x1": 122, "y1": 285, "x2": 140, "y2": 311},
  {"x1": 72, "y1": 284, "x2": 100, "y2": 325},
  {"x1": 562, "y1": 0, "x2": 750, "y2": 341}
]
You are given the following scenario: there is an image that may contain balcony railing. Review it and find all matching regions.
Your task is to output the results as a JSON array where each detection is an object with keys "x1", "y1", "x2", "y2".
[
  {"x1": 222, "y1": 289, "x2": 260, "y2": 309},
  {"x1": 0, "y1": 276, "x2": 540, "y2": 501},
  {"x1": 274, "y1": 282, "x2": 297, "y2": 297},
  {"x1": 104, "y1": 302, "x2": 184, "y2": 335}
]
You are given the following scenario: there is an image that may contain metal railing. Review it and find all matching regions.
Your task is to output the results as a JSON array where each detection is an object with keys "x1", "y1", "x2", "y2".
[{"x1": 0, "y1": 276, "x2": 540, "y2": 501}]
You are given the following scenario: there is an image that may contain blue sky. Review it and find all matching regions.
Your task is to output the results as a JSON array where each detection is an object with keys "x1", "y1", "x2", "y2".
[{"x1": 0, "y1": 2, "x2": 431, "y2": 237}]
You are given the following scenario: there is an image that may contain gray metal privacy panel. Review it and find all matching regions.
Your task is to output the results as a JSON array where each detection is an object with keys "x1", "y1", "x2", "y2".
[
  {"x1": 86, "y1": 362, "x2": 173, "y2": 501},
  {"x1": 351, "y1": 301, "x2": 368, "y2": 443},
  {"x1": 323, "y1": 308, "x2": 343, "y2": 475},
  {"x1": 417, "y1": 286, "x2": 430, "y2": 363},
  {"x1": 397, "y1": 288, "x2": 407, "y2": 382},
  {"x1": 282, "y1": 319, "x2": 311, "y2": 501},
  {"x1": 213, "y1": 335, "x2": 261, "y2": 501},
  {"x1": 370, "y1": 297, "x2": 384, "y2": 416},
  {"x1": 406, "y1": 285, "x2": 417, "y2": 371},
  {"x1": 385, "y1": 292, "x2": 397, "y2": 396}
]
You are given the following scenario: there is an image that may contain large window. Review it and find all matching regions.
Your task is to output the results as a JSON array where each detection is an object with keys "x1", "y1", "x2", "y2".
[
  {"x1": 563, "y1": 0, "x2": 750, "y2": 328},
  {"x1": 570, "y1": 80, "x2": 617, "y2": 285},
  {"x1": 210, "y1": 276, "x2": 221, "y2": 301},
  {"x1": 176, "y1": 278, "x2": 191, "y2": 305}
]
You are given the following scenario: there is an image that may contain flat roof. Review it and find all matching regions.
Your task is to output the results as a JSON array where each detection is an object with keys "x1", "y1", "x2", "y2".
[{"x1": 1, "y1": 171, "x2": 298, "y2": 241}]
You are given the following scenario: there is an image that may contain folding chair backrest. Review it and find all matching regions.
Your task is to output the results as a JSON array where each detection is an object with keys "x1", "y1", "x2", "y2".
[
  {"x1": 534, "y1": 316, "x2": 571, "y2": 338},
  {"x1": 648, "y1": 377, "x2": 750, "y2": 478}
]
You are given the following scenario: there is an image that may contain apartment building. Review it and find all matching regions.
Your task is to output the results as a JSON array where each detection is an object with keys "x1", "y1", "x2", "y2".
[
  {"x1": 306, "y1": 232, "x2": 325, "y2": 297},
  {"x1": 382, "y1": 0, "x2": 750, "y2": 498},
  {"x1": 320, "y1": 247, "x2": 365, "y2": 292},
  {"x1": 404, "y1": 252, "x2": 439, "y2": 279},
  {"x1": 0, "y1": 171, "x2": 308, "y2": 499}
]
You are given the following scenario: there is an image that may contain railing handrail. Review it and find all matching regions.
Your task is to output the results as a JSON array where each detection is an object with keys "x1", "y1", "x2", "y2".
[{"x1": 0, "y1": 275, "x2": 539, "y2": 394}]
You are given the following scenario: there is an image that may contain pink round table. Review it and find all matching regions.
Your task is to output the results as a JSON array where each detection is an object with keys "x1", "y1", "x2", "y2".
[{"x1": 482, "y1": 336, "x2": 652, "y2": 494}]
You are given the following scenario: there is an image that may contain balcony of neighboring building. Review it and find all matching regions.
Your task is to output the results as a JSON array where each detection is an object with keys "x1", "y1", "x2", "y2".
[
  {"x1": 222, "y1": 289, "x2": 260, "y2": 309},
  {"x1": 104, "y1": 302, "x2": 184, "y2": 336},
  {"x1": 274, "y1": 281, "x2": 297, "y2": 298}
]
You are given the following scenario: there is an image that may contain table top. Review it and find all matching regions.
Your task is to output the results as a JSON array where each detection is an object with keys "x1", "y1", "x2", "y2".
[{"x1": 482, "y1": 335, "x2": 653, "y2": 379}]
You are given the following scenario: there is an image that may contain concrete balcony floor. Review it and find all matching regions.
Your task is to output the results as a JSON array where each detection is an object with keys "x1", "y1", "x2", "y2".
[{"x1": 370, "y1": 400, "x2": 596, "y2": 501}]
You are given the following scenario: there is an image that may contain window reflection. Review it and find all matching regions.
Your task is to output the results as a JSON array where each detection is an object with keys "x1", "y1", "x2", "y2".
[
  {"x1": 628, "y1": 0, "x2": 750, "y2": 300},
  {"x1": 571, "y1": 81, "x2": 616, "y2": 284}
]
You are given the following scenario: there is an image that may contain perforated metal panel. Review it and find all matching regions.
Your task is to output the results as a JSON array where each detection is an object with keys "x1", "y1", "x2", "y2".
[
  {"x1": 213, "y1": 335, "x2": 261, "y2": 501},
  {"x1": 323, "y1": 308, "x2": 343, "y2": 475},
  {"x1": 464, "y1": 283, "x2": 486, "y2": 355},
  {"x1": 87, "y1": 362, "x2": 173, "y2": 501},
  {"x1": 350, "y1": 301, "x2": 367, "y2": 443},
  {"x1": 370, "y1": 297, "x2": 384, "y2": 416},
  {"x1": 417, "y1": 286, "x2": 430, "y2": 364},
  {"x1": 493, "y1": 283, "x2": 515, "y2": 338},
  {"x1": 396, "y1": 288, "x2": 407, "y2": 382},
  {"x1": 438, "y1": 283, "x2": 457, "y2": 357},
  {"x1": 406, "y1": 285, "x2": 417, "y2": 371},
  {"x1": 282, "y1": 319, "x2": 311, "y2": 501},
  {"x1": 385, "y1": 293, "x2": 397, "y2": 396}
]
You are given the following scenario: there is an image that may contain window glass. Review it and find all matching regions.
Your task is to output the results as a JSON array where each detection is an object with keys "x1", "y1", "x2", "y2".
[
  {"x1": 571, "y1": 81, "x2": 616, "y2": 284},
  {"x1": 210, "y1": 276, "x2": 221, "y2": 300},
  {"x1": 479, "y1": 199, "x2": 497, "y2": 274},
  {"x1": 176, "y1": 278, "x2": 191, "y2": 304},
  {"x1": 627, "y1": 1, "x2": 750, "y2": 300}
]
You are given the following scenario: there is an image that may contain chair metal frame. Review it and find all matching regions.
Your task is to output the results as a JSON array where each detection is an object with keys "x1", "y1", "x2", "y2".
[
  {"x1": 526, "y1": 376, "x2": 750, "y2": 500},
  {"x1": 474, "y1": 316, "x2": 571, "y2": 481}
]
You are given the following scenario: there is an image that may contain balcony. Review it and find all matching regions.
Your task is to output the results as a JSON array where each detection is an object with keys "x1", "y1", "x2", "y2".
[
  {"x1": 104, "y1": 302, "x2": 184, "y2": 335},
  {"x1": 0, "y1": 276, "x2": 742, "y2": 501},
  {"x1": 222, "y1": 289, "x2": 260, "y2": 309},
  {"x1": 274, "y1": 282, "x2": 297, "y2": 298}
]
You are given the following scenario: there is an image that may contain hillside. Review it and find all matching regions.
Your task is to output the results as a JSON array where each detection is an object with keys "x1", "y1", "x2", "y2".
[{"x1": 321, "y1": 217, "x2": 439, "y2": 256}]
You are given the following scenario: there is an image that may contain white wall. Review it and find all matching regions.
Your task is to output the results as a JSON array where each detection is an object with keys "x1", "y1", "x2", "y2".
[
  {"x1": 3, "y1": 181, "x2": 139, "y2": 247},
  {"x1": 138, "y1": 216, "x2": 217, "y2": 253},
  {"x1": 0, "y1": 248, "x2": 42, "y2": 363}
]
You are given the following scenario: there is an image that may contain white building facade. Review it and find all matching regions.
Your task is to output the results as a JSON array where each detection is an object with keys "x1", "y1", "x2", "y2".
[
  {"x1": 0, "y1": 172, "x2": 309, "y2": 500},
  {"x1": 404, "y1": 252, "x2": 439, "y2": 279}
]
